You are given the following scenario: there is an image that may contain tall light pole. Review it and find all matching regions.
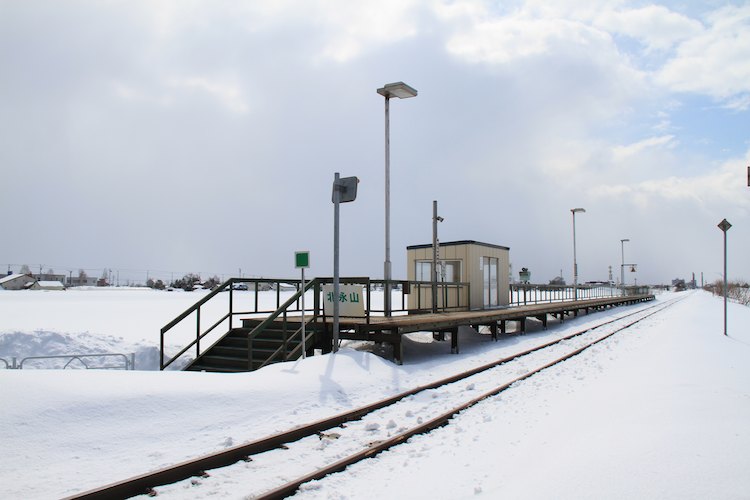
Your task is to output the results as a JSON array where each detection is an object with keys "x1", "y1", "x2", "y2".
[
  {"x1": 377, "y1": 81, "x2": 417, "y2": 316},
  {"x1": 571, "y1": 208, "x2": 585, "y2": 300},
  {"x1": 620, "y1": 238, "x2": 630, "y2": 295}
]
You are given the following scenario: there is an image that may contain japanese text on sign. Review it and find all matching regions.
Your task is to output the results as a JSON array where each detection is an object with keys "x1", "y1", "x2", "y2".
[{"x1": 322, "y1": 285, "x2": 365, "y2": 317}]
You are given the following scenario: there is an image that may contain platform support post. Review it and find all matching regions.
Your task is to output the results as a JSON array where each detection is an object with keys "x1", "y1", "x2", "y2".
[{"x1": 451, "y1": 328, "x2": 459, "y2": 354}]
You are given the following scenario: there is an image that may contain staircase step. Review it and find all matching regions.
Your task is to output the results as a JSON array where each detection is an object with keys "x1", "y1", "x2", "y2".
[
  {"x1": 185, "y1": 317, "x2": 314, "y2": 372},
  {"x1": 187, "y1": 364, "x2": 254, "y2": 373}
]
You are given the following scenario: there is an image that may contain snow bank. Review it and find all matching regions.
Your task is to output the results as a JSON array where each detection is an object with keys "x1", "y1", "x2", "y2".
[{"x1": 1, "y1": 290, "x2": 748, "y2": 499}]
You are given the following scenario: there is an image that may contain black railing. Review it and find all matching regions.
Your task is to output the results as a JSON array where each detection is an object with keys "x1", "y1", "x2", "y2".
[
  {"x1": 159, "y1": 277, "x2": 471, "y2": 370},
  {"x1": 245, "y1": 278, "x2": 323, "y2": 370},
  {"x1": 402, "y1": 280, "x2": 471, "y2": 313},
  {"x1": 2, "y1": 353, "x2": 135, "y2": 370},
  {"x1": 509, "y1": 284, "x2": 619, "y2": 306},
  {"x1": 160, "y1": 277, "x2": 311, "y2": 370}
]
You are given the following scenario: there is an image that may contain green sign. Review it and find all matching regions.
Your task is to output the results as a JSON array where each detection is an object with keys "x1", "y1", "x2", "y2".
[{"x1": 295, "y1": 251, "x2": 310, "y2": 268}]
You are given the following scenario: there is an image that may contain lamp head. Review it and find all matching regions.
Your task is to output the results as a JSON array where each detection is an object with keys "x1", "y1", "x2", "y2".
[{"x1": 377, "y1": 82, "x2": 418, "y2": 99}]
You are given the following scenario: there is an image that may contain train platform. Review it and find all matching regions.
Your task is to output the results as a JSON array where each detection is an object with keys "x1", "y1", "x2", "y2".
[{"x1": 323, "y1": 294, "x2": 655, "y2": 363}]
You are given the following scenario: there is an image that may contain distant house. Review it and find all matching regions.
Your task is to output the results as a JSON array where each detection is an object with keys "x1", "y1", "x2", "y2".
[
  {"x1": 0, "y1": 273, "x2": 36, "y2": 290},
  {"x1": 34, "y1": 272, "x2": 67, "y2": 284},
  {"x1": 30, "y1": 280, "x2": 66, "y2": 291},
  {"x1": 67, "y1": 276, "x2": 99, "y2": 287}
]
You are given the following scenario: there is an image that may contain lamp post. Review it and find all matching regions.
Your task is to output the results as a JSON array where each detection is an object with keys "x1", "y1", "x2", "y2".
[
  {"x1": 571, "y1": 208, "x2": 585, "y2": 300},
  {"x1": 377, "y1": 82, "x2": 417, "y2": 316},
  {"x1": 620, "y1": 238, "x2": 630, "y2": 295}
]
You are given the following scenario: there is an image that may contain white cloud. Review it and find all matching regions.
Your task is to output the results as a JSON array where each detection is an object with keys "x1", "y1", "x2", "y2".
[
  {"x1": 612, "y1": 134, "x2": 676, "y2": 162},
  {"x1": 594, "y1": 5, "x2": 703, "y2": 51},
  {"x1": 444, "y1": 12, "x2": 614, "y2": 64},
  {"x1": 111, "y1": 75, "x2": 249, "y2": 114},
  {"x1": 311, "y1": 0, "x2": 421, "y2": 63},
  {"x1": 723, "y1": 94, "x2": 750, "y2": 112},
  {"x1": 593, "y1": 152, "x2": 750, "y2": 211},
  {"x1": 166, "y1": 76, "x2": 249, "y2": 114},
  {"x1": 656, "y1": 4, "x2": 750, "y2": 101}
]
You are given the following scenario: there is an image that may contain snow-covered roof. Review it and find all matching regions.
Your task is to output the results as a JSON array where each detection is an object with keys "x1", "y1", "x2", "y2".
[
  {"x1": 35, "y1": 281, "x2": 65, "y2": 289},
  {"x1": 0, "y1": 273, "x2": 29, "y2": 285}
]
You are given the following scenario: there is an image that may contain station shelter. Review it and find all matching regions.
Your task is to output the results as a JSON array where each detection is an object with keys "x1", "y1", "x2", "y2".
[{"x1": 406, "y1": 240, "x2": 510, "y2": 310}]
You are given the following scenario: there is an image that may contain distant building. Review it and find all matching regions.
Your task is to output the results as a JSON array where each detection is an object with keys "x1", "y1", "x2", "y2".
[
  {"x1": 67, "y1": 276, "x2": 99, "y2": 287},
  {"x1": 0, "y1": 273, "x2": 36, "y2": 290},
  {"x1": 34, "y1": 273, "x2": 67, "y2": 284},
  {"x1": 30, "y1": 280, "x2": 66, "y2": 291}
]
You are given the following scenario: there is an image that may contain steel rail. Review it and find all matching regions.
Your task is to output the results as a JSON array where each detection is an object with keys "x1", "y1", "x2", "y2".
[
  {"x1": 258, "y1": 295, "x2": 685, "y2": 499},
  {"x1": 66, "y1": 297, "x2": 678, "y2": 500}
]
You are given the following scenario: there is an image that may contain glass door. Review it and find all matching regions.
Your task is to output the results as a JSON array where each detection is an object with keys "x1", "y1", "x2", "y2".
[{"x1": 483, "y1": 257, "x2": 498, "y2": 307}]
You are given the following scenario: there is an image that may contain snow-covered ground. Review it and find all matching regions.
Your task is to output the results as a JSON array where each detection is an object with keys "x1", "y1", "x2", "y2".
[
  {"x1": 0, "y1": 287, "x2": 304, "y2": 370},
  {"x1": 1, "y1": 289, "x2": 749, "y2": 499}
]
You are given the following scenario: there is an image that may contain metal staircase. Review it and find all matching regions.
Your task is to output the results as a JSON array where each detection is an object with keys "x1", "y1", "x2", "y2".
[
  {"x1": 160, "y1": 278, "x2": 326, "y2": 373},
  {"x1": 159, "y1": 276, "x2": 453, "y2": 373}
]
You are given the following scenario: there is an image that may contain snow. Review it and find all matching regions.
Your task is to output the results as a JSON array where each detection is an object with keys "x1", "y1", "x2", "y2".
[
  {"x1": 0, "y1": 287, "x2": 299, "y2": 369},
  {"x1": 1, "y1": 289, "x2": 749, "y2": 499}
]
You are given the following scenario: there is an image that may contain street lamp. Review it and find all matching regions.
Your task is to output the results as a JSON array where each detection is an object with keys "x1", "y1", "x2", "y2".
[
  {"x1": 620, "y1": 238, "x2": 630, "y2": 294},
  {"x1": 377, "y1": 81, "x2": 418, "y2": 316},
  {"x1": 571, "y1": 208, "x2": 585, "y2": 300}
]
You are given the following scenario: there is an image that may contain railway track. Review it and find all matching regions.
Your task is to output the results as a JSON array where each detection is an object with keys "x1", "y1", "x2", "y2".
[{"x1": 68, "y1": 296, "x2": 681, "y2": 500}]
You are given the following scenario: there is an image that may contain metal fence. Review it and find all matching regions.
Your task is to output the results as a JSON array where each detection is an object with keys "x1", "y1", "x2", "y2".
[
  {"x1": 509, "y1": 284, "x2": 620, "y2": 306},
  {"x1": 1, "y1": 353, "x2": 135, "y2": 370}
]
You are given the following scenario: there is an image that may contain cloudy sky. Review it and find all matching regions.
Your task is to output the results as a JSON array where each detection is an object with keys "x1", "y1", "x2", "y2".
[{"x1": 2, "y1": 0, "x2": 748, "y2": 286}]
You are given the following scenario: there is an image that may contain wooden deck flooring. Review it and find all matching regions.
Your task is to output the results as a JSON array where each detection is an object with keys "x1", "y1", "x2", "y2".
[{"x1": 336, "y1": 294, "x2": 655, "y2": 362}]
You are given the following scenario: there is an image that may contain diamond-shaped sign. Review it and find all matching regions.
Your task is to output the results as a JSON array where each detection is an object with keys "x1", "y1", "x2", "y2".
[{"x1": 718, "y1": 219, "x2": 732, "y2": 232}]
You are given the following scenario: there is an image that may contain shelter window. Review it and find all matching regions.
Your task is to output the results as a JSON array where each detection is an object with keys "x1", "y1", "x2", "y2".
[{"x1": 415, "y1": 260, "x2": 461, "y2": 282}]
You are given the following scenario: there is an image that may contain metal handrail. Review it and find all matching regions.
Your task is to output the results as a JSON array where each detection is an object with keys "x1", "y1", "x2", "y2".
[
  {"x1": 18, "y1": 353, "x2": 134, "y2": 370},
  {"x1": 160, "y1": 277, "x2": 306, "y2": 370},
  {"x1": 405, "y1": 280, "x2": 471, "y2": 313},
  {"x1": 510, "y1": 284, "x2": 620, "y2": 306},
  {"x1": 255, "y1": 327, "x2": 317, "y2": 371},
  {"x1": 245, "y1": 278, "x2": 322, "y2": 342},
  {"x1": 160, "y1": 276, "x2": 472, "y2": 371},
  {"x1": 245, "y1": 279, "x2": 322, "y2": 370}
]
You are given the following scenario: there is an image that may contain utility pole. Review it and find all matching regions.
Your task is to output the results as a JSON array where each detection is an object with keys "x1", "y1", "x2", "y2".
[{"x1": 432, "y1": 200, "x2": 443, "y2": 313}]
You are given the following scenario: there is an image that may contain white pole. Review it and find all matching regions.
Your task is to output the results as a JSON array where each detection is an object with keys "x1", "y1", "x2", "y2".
[
  {"x1": 333, "y1": 173, "x2": 341, "y2": 352},
  {"x1": 572, "y1": 211, "x2": 578, "y2": 300},
  {"x1": 621, "y1": 240, "x2": 626, "y2": 296},
  {"x1": 723, "y1": 228, "x2": 728, "y2": 337},
  {"x1": 717, "y1": 218, "x2": 731, "y2": 336},
  {"x1": 301, "y1": 266, "x2": 306, "y2": 358},
  {"x1": 384, "y1": 95, "x2": 391, "y2": 316}
]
